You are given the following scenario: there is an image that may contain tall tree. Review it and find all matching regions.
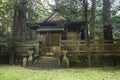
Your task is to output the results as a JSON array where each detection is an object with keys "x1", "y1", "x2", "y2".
[
  {"x1": 103, "y1": 0, "x2": 113, "y2": 40},
  {"x1": 90, "y1": 0, "x2": 96, "y2": 40},
  {"x1": 13, "y1": 0, "x2": 27, "y2": 41},
  {"x1": 83, "y1": 0, "x2": 91, "y2": 66}
]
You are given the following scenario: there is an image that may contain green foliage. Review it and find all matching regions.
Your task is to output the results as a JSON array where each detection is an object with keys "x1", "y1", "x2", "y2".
[
  {"x1": 111, "y1": 1, "x2": 120, "y2": 39},
  {"x1": 27, "y1": 0, "x2": 53, "y2": 23},
  {"x1": 112, "y1": 16, "x2": 120, "y2": 39},
  {"x1": 0, "y1": 0, "x2": 14, "y2": 48},
  {"x1": 52, "y1": 0, "x2": 84, "y2": 22}
]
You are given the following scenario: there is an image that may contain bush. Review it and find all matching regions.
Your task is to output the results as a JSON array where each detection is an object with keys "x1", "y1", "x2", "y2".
[{"x1": 69, "y1": 55, "x2": 81, "y2": 67}]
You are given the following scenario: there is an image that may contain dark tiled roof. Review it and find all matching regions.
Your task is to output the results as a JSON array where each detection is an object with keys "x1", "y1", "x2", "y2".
[
  {"x1": 66, "y1": 21, "x2": 86, "y2": 27},
  {"x1": 27, "y1": 23, "x2": 39, "y2": 30}
]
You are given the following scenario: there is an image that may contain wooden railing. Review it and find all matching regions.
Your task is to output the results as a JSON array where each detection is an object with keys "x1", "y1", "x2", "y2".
[
  {"x1": 1, "y1": 40, "x2": 120, "y2": 56},
  {"x1": 61, "y1": 40, "x2": 120, "y2": 55}
]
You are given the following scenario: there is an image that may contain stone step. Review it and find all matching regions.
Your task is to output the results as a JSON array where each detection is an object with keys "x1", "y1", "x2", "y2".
[{"x1": 28, "y1": 56, "x2": 60, "y2": 68}]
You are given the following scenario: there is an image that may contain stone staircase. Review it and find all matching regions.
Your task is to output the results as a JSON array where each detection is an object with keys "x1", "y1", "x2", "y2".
[{"x1": 28, "y1": 56, "x2": 60, "y2": 68}]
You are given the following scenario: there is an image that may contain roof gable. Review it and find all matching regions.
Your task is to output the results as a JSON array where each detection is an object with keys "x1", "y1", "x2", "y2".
[
  {"x1": 40, "y1": 12, "x2": 66, "y2": 26},
  {"x1": 46, "y1": 12, "x2": 66, "y2": 22}
]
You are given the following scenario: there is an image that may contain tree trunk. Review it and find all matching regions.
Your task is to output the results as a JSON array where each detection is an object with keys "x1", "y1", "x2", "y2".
[
  {"x1": 103, "y1": 0, "x2": 113, "y2": 40},
  {"x1": 13, "y1": 0, "x2": 27, "y2": 41},
  {"x1": 83, "y1": 0, "x2": 91, "y2": 67},
  {"x1": 90, "y1": 0, "x2": 96, "y2": 40}
]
